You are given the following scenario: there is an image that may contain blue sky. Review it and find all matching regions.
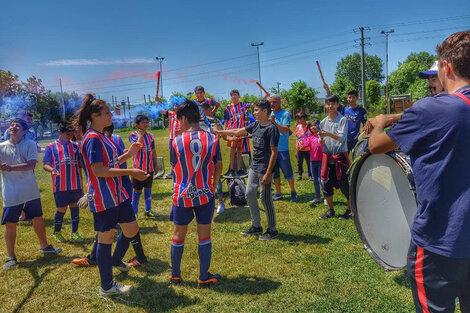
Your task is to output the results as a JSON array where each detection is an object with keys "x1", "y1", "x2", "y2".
[{"x1": 1, "y1": 0, "x2": 469, "y2": 105}]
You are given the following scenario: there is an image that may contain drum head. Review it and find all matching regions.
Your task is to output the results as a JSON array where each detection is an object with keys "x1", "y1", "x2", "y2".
[{"x1": 351, "y1": 153, "x2": 417, "y2": 270}]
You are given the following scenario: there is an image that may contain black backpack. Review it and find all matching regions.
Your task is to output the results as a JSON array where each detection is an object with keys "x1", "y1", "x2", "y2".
[{"x1": 228, "y1": 178, "x2": 247, "y2": 207}]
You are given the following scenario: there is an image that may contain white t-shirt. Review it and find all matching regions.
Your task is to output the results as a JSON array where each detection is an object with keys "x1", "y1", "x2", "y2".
[{"x1": 0, "y1": 138, "x2": 40, "y2": 207}]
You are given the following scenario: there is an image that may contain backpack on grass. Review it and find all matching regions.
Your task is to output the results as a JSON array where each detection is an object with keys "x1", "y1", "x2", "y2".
[{"x1": 228, "y1": 178, "x2": 247, "y2": 207}]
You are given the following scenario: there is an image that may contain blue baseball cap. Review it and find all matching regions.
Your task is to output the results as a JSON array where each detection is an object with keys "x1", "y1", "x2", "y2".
[{"x1": 419, "y1": 61, "x2": 439, "y2": 79}]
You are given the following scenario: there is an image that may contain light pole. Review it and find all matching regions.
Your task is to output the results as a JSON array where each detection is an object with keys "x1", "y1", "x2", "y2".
[
  {"x1": 155, "y1": 57, "x2": 165, "y2": 99},
  {"x1": 251, "y1": 42, "x2": 264, "y2": 97},
  {"x1": 381, "y1": 29, "x2": 394, "y2": 114}
]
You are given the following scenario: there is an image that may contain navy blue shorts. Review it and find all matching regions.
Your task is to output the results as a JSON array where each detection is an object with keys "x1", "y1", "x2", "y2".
[
  {"x1": 53, "y1": 190, "x2": 84, "y2": 208},
  {"x1": 93, "y1": 199, "x2": 136, "y2": 232},
  {"x1": 170, "y1": 198, "x2": 214, "y2": 226},
  {"x1": 1, "y1": 198, "x2": 43, "y2": 225},
  {"x1": 132, "y1": 171, "x2": 153, "y2": 190},
  {"x1": 321, "y1": 163, "x2": 349, "y2": 199},
  {"x1": 273, "y1": 151, "x2": 294, "y2": 180}
]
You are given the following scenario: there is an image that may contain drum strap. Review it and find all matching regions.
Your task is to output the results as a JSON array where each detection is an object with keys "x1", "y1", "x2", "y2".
[{"x1": 453, "y1": 92, "x2": 470, "y2": 107}]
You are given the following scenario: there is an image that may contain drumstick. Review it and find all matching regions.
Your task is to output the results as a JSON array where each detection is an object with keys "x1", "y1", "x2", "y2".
[
  {"x1": 255, "y1": 81, "x2": 270, "y2": 97},
  {"x1": 315, "y1": 61, "x2": 330, "y2": 95},
  {"x1": 155, "y1": 71, "x2": 161, "y2": 102}
]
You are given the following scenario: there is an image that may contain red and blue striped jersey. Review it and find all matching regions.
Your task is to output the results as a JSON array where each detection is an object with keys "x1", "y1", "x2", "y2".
[
  {"x1": 43, "y1": 140, "x2": 82, "y2": 193},
  {"x1": 171, "y1": 130, "x2": 221, "y2": 207},
  {"x1": 197, "y1": 97, "x2": 217, "y2": 108},
  {"x1": 129, "y1": 131, "x2": 155, "y2": 173},
  {"x1": 80, "y1": 129, "x2": 124, "y2": 213},
  {"x1": 168, "y1": 111, "x2": 180, "y2": 140},
  {"x1": 110, "y1": 134, "x2": 132, "y2": 197},
  {"x1": 223, "y1": 102, "x2": 250, "y2": 130}
]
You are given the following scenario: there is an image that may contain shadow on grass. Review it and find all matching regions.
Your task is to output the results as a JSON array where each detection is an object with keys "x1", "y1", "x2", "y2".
[
  {"x1": 393, "y1": 270, "x2": 411, "y2": 289},
  {"x1": 213, "y1": 206, "x2": 251, "y2": 224},
  {"x1": 119, "y1": 258, "x2": 170, "y2": 276},
  {"x1": 214, "y1": 275, "x2": 281, "y2": 294},
  {"x1": 279, "y1": 233, "x2": 332, "y2": 244},
  {"x1": 14, "y1": 255, "x2": 74, "y2": 313},
  {"x1": 138, "y1": 225, "x2": 162, "y2": 235}
]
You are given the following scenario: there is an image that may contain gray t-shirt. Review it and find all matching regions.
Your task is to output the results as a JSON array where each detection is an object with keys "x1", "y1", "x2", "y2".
[
  {"x1": 320, "y1": 113, "x2": 348, "y2": 155},
  {"x1": 0, "y1": 138, "x2": 40, "y2": 207}
]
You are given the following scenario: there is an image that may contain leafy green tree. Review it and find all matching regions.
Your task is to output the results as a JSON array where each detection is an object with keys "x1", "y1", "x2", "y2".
[
  {"x1": 0, "y1": 70, "x2": 22, "y2": 95},
  {"x1": 284, "y1": 80, "x2": 320, "y2": 113},
  {"x1": 330, "y1": 76, "x2": 355, "y2": 104},
  {"x1": 334, "y1": 53, "x2": 384, "y2": 90},
  {"x1": 366, "y1": 80, "x2": 384, "y2": 112}
]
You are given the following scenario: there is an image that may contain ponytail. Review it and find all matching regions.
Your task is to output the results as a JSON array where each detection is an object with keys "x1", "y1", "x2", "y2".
[{"x1": 76, "y1": 94, "x2": 106, "y2": 133}]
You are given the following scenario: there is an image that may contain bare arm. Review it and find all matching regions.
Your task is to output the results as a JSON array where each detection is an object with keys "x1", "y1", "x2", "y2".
[
  {"x1": 261, "y1": 146, "x2": 278, "y2": 185},
  {"x1": 364, "y1": 113, "x2": 403, "y2": 134},
  {"x1": 1, "y1": 160, "x2": 37, "y2": 172},
  {"x1": 213, "y1": 127, "x2": 248, "y2": 137},
  {"x1": 91, "y1": 162, "x2": 149, "y2": 181},
  {"x1": 43, "y1": 162, "x2": 60, "y2": 175},
  {"x1": 211, "y1": 102, "x2": 220, "y2": 114},
  {"x1": 368, "y1": 115, "x2": 399, "y2": 154}
]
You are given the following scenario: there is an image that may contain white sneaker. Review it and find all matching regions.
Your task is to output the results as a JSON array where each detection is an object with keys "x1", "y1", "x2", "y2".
[
  {"x1": 217, "y1": 201, "x2": 225, "y2": 214},
  {"x1": 324, "y1": 199, "x2": 328, "y2": 205},
  {"x1": 3, "y1": 257, "x2": 18, "y2": 270},
  {"x1": 309, "y1": 198, "x2": 322, "y2": 204},
  {"x1": 99, "y1": 280, "x2": 133, "y2": 296}
]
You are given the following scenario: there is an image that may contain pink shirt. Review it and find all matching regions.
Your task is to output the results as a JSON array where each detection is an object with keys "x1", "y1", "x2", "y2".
[
  {"x1": 303, "y1": 133, "x2": 323, "y2": 161},
  {"x1": 295, "y1": 124, "x2": 309, "y2": 151}
]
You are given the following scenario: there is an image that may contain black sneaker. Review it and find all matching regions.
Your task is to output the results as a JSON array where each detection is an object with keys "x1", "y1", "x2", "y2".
[
  {"x1": 319, "y1": 209, "x2": 335, "y2": 219},
  {"x1": 296, "y1": 176, "x2": 302, "y2": 181},
  {"x1": 259, "y1": 229, "x2": 279, "y2": 241},
  {"x1": 223, "y1": 169, "x2": 232, "y2": 177},
  {"x1": 168, "y1": 275, "x2": 182, "y2": 285},
  {"x1": 338, "y1": 210, "x2": 353, "y2": 220},
  {"x1": 198, "y1": 273, "x2": 221, "y2": 288},
  {"x1": 240, "y1": 226, "x2": 263, "y2": 236}
]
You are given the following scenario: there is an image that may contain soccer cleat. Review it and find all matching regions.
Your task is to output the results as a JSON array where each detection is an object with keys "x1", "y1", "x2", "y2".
[
  {"x1": 217, "y1": 201, "x2": 225, "y2": 214},
  {"x1": 290, "y1": 191, "x2": 298, "y2": 202},
  {"x1": 99, "y1": 281, "x2": 133, "y2": 296},
  {"x1": 72, "y1": 257, "x2": 97, "y2": 267},
  {"x1": 144, "y1": 210, "x2": 158, "y2": 218},
  {"x1": 309, "y1": 198, "x2": 323, "y2": 204},
  {"x1": 338, "y1": 210, "x2": 353, "y2": 220},
  {"x1": 272, "y1": 193, "x2": 283, "y2": 201},
  {"x1": 319, "y1": 209, "x2": 335, "y2": 219},
  {"x1": 296, "y1": 176, "x2": 302, "y2": 181},
  {"x1": 127, "y1": 256, "x2": 148, "y2": 268},
  {"x1": 53, "y1": 232, "x2": 66, "y2": 243},
  {"x1": 241, "y1": 226, "x2": 263, "y2": 236},
  {"x1": 198, "y1": 273, "x2": 221, "y2": 288},
  {"x1": 71, "y1": 232, "x2": 84, "y2": 242},
  {"x1": 259, "y1": 229, "x2": 279, "y2": 241},
  {"x1": 168, "y1": 275, "x2": 182, "y2": 285},
  {"x1": 237, "y1": 169, "x2": 248, "y2": 177},
  {"x1": 3, "y1": 257, "x2": 18, "y2": 270},
  {"x1": 39, "y1": 245, "x2": 62, "y2": 254},
  {"x1": 114, "y1": 261, "x2": 131, "y2": 272},
  {"x1": 222, "y1": 169, "x2": 233, "y2": 178}
]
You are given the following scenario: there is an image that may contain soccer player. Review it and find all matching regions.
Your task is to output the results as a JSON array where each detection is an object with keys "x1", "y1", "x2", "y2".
[
  {"x1": 72, "y1": 124, "x2": 148, "y2": 268},
  {"x1": 129, "y1": 115, "x2": 158, "y2": 217},
  {"x1": 194, "y1": 85, "x2": 220, "y2": 115},
  {"x1": 368, "y1": 31, "x2": 470, "y2": 313},
  {"x1": 78, "y1": 94, "x2": 149, "y2": 295},
  {"x1": 43, "y1": 121, "x2": 84, "y2": 242},
  {"x1": 318, "y1": 94, "x2": 351, "y2": 220},
  {"x1": 269, "y1": 95, "x2": 297, "y2": 202},
  {"x1": 168, "y1": 99, "x2": 222, "y2": 288},
  {"x1": 343, "y1": 90, "x2": 367, "y2": 152},
  {"x1": 214, "y1": 100, "x2": 280, "y2": 240},
  {"x1": 1, "y1": 118, "x2": 62, "y2": 270}
]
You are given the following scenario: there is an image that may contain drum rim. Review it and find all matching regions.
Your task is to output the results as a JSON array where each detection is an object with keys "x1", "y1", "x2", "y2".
[{"x1": 349, "y1": 151, "x2": 414, "y2": 271}]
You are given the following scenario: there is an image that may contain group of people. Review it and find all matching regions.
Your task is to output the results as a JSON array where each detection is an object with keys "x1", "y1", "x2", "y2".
[{"x1": 0, "y1": 31, "x2": 468, "y2": 313}]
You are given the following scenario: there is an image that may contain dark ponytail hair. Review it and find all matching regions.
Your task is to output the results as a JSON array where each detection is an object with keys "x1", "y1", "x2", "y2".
[{"x1": 77, "y1": 94, "x2": 106, "y2": 133}]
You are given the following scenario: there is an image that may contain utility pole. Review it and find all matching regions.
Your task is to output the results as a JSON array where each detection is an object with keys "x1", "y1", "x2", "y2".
[
  {"x1": 144, "y1": 95, "x2": 147, "y2": 105},
  {"x1": 155, "y1": 57, "x2": 165, "y2": 99},
  {"x1": 276, "y1": 82, "x2": 281, "y2": 94},
  {"x1": 381, "y1": 29, "x2": 395, "y2": 114},
  {"x1": 127, "y1": 97, "x2": 131, "y2": 121},
  {"x1": 148, "y1": 95, "x2": 151, "y2": 104},
  {"x1": 354, "y1": 27, "x2": 370, "y2": 110},
  {"x1": 251, "y1": 42, "x2": 264, "y2": 97},
  {"x1": 59, "y1": 78, "x2": 66, "y2": 119}
]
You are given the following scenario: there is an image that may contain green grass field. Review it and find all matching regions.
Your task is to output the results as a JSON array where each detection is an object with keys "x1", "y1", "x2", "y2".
[{"x1": 0, "y1": 128, "x2": 426, "y2": 313}]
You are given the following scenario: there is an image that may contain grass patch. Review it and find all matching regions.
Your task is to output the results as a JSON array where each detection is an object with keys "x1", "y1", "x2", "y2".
[{"x1": 0, "y1": 128, "x2": 421, "y2": 313}]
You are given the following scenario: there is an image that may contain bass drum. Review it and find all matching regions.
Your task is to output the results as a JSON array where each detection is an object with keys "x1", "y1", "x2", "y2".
[{"x1": 349, "y1": 139, "x2": 417, "y2": 270}]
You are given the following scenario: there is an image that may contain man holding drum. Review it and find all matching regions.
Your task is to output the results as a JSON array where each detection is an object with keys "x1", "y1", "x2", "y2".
[{"x1": 368, "y1": 31, "x2": 470, "y2": 313}]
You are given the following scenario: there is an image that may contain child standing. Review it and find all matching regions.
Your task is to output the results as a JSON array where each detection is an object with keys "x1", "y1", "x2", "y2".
[
  {"x1": 43, "y1": 121, "x2": 84, "y2": 242},
  {"x1": 294, "y1": 113, "x2": 311, "y2": 181},
  {"x1": 214, "y1": 100, "x2": 280, "y2": 240},
  {"x1": 318, "y1": 95, "x2": 351, "y2": 220},
  {"x1": 302, "y1": 120, "x2": 323, "y2": 204}
]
